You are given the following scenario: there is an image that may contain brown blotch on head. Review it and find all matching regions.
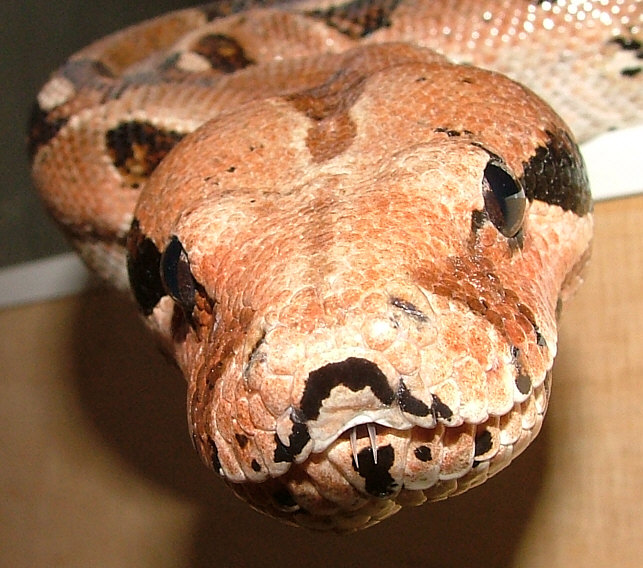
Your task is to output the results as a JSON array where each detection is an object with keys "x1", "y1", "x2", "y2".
[
  {"x1": 286, "y1": 68, "x2": 366, "y2": 162},
  {"x1": 191, "y1": 33, "x2": 255, "y2": 73},
  {"x1": 413, "y1": 255, "x2": 541, "y2": 352},
  {"x1": 235, "y1": 433, "x2": 249, "y2": 448},
  {"x1": 106, "y1": 121, "x2": 185, "y2": 188}
]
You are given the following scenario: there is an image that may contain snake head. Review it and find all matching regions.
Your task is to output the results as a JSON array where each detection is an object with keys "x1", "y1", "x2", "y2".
[{"x1": 126, "y1": 44, "x2": 592, "y2": 531}]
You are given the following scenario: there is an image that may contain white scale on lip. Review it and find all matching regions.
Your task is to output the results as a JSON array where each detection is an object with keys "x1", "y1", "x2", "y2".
[{"x1": 349, "y1": 423, "x2": 379, "y2": 467}]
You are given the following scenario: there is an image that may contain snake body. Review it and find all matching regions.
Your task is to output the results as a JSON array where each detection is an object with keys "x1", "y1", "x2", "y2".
[{"x1": 30, "y1": 0, "x2": 641, "y2": 531}]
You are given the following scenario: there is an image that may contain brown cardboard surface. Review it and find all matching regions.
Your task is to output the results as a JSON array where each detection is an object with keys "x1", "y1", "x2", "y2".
[{"x1": 1, "y1": 196, "x2": 642, "y2": 567}]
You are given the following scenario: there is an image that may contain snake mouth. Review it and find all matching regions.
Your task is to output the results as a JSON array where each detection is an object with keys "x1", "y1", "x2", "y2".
[
  {"x1": 347, "y1": 422, "x2": 380, "y2": 466},
  {"x1": 337, "y1": 422, "x2": 412, "y2": 474}
]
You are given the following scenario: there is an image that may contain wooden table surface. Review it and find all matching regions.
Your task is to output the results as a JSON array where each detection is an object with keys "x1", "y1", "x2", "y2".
[{"x1": 1, "y1": 195, "x2": 641, "y2": 568}]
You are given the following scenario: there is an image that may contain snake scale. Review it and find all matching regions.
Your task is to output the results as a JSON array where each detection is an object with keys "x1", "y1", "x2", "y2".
[{"x1": 29, "y1": 0, "x2": 641, "y2": 532}]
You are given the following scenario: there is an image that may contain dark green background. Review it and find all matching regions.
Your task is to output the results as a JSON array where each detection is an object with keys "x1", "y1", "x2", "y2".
[{"x1": 0, "y1": 1, "x2": 195, "y2": 267}]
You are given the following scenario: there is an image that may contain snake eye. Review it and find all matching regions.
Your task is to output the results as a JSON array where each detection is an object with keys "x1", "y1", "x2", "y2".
[
  {"x1": 161, "y1": 236, "x2": 196, "y2": 312},
  {"x1": 482, "y1": 160, "x2": 526, "y2": 238}
]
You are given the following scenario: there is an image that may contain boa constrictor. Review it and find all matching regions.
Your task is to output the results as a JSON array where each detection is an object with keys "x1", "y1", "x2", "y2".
[{"x1": 30, "y1": 0, "x2": 641, "y2": 532}]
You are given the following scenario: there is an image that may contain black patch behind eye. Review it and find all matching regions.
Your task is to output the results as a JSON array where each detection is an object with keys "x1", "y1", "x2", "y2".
[
  {"x1": 161, "y1": 236, "x2": 196, "y2": 313},
  {"x1": 306, "y1": 0, "x2": 402, "y2": 39},
  {"x1": 299, "y1": 358, "x2": 395, "y2": 421},
  {"x1": 126, "y1": 219, "x2": 164, "y2": 315},
  {"x1": 520, "y1": 129, "x2": 591, "y2": 215}
]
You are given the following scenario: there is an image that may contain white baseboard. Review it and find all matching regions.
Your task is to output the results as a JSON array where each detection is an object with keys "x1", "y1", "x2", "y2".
[{"x1": 0, "y1": 253, "x2": 94, "y2": 308}]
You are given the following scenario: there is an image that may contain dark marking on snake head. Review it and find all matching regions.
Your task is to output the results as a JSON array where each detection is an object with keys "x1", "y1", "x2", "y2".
[
  {"x1": 390, "y1": 297, "x2": 428, "y2": 321},
  {"x1": 235, "y1": 433, "x2": 249, "y2": 449},
  {"x1": 352, "y1": 444, "x2": 398, "y2": 497},
  {"x1": 27, "y1": 104, "x2": 69, "y2": 159},
  {"x1": 106, "y1": 120, "x2": 185, "y2": 188},
  {"x1": 161, "y1": 236, "x2": 196, "y2": 314},
  {"x1": 306, "y1": 0, "x2": 402, "y2": 39},
  {"x1": 272, "y1": 487, "x2": 299, "y2": 511},
  {"x1": 612, "y1": 36, "x2": 643, "y2": 75},
  {"x1": 201, "y1": 0, "x2": 283, "y2": 21},
  {"x1": 273, "y1": 420, "x2": 311, "y2": 463},
  {"x1": 431, "y1": 394, "x2": 453, "y2": 421},
  {"x1": 286, "y1": 67, "x2": 364, "y2": 162},
  {"x1": 299, "y1": 358, "x2": 395, "y2": 421},
  {"x1": 434, "y1": 127, "x2": 474, "y2": 138},
  {"x1": 474, "y1": 429, "x2": 493, "y2": 457},
  {"x1": 520, "y1": 129, "x2": 591, "y2": 215},
  {"x1": 515, "y1": 373, "x2": 532, "y2": 395},
  {"x1": 609, "y1": 37, "x2": 642, "y2": 52},
  {"x1": 621, "y1": 66, "x2": 641, "y2": 77},
  {"x1": 470, "y1": 209, "x2": 488, "y2": 235},
  {"x1": 206, "y1": 435, "x2": 223, "y2": 475},
  {"x1": 397, "y1": 380, "x2": 431, "y2": 417},
  {"x1": 192, "y1": 34, "x2": 255, "y2": 73},
  {"x1": 414, "y1": 445, "x2": 432, "y2": 462},
  {"x1": 170, "y1": 303, "x2": 190, "y2": 343},
  {"x1": 609, "y1": 35, "x2": 642, "y2": 75},
  {"x1": 511, "y1": 346, "x2": 533, "y2": 394},
  {"x1": 126, "y1": 219, "x2": 164, "y2": 315},
  {"x1": 251, "y1": 459, "x2": 261, "y2": 472},
  {"x1": 516, "y1": 302, "x2": 547, "y2": 348}
]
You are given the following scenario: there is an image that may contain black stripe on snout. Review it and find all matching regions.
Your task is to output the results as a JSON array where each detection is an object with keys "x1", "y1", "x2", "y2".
[{"x1": 299, "y1": 357, "x2": 395, "y2": 421}]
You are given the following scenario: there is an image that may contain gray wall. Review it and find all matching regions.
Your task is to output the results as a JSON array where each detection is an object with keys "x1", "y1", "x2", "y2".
[{"x1": 0, "y1": 1, "x2": 194, "y2": 267}]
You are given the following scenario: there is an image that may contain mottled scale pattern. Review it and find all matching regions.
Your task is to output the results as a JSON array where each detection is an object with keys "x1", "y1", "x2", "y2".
[{"x1": 30, "y1": 0, "x2": 641, "y2": 532}]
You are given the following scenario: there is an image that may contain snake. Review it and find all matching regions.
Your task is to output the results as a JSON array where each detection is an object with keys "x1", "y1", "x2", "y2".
[{"x1": 29, "y1": 0, "x2": 641, "y2": 532}]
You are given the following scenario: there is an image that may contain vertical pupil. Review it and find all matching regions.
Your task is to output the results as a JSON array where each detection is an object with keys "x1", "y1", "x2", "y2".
[
  {"x1": 482, "y1": 161, "x2": 525, "y2": 237},
  {"x1": 161, "y1": 236, "x2": 196, "y2": 311}
]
